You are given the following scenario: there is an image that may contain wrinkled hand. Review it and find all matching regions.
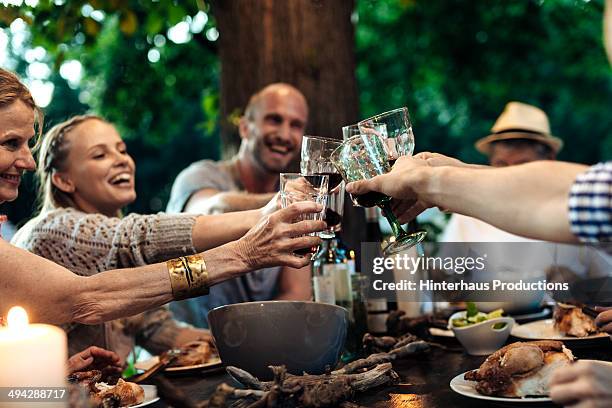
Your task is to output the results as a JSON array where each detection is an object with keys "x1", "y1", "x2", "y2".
[
  {"x1": 346, "y1": 156, "x2": 432, "y2": 222},
  {"x1": 594, "y1": 306, "x2": 612, "y2": 333},
  {"x1": 67, "y1": 346, "x2": 123, "y2": 375},
  {"x1": 236, "y1": 201, "x2": 326, "y2": 269},
  {"x1": 550, "y1": 360, "x2": 612, "y2": 407}
]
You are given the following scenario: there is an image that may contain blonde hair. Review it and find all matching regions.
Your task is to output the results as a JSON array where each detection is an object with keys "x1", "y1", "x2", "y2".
[
  {"x1": 0, "y1": 68, "x2": 44, "y2": 144},
  {"x1": 37, "y1": 115, "x2": 105, "y2": 212}
]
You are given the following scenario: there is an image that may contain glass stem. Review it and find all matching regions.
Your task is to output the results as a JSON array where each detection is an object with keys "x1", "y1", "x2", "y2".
[{"x1": 379, "y1": 201, "x2": 409, "y2": 239}]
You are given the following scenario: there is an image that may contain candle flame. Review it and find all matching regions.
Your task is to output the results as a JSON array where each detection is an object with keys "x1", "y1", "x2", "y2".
[{"x1": 7, "y1": 306, "x2": 29, "y2": 330}]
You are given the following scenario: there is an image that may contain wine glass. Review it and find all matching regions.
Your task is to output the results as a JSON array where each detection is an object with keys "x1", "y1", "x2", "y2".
[
  {"x1": 279, "y1": 172, "x2": 329, "y2": 256},
  {"x1": 342, "y1": 124, "x2": 360, "y2": 140},
  {"x1": 359, "y1": 107, "x2": 426, "y2": 245},
  {"x1": 330, "y1": 134, "x2": 425, "y2": 256},
  {"x1": 343, "y1": 123, "x2": 386, "y2": 141},
  {"x1": 341, "y1": 123, "x2": 386, "y2": 208},
  {"x1": 358, "y1": 107, "x2": 415, "y2": 162},
  {"x1": 300, "y1": 135, "x2": 344, "y2": 238}
]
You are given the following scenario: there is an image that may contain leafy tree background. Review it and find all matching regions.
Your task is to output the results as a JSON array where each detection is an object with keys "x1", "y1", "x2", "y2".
[{"x1": 1, "y1": 0, "x2": 610, "y2": 229}]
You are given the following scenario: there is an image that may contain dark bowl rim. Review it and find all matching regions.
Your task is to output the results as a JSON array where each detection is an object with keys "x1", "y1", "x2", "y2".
[{"x1": 207, "y1": 300, "x2": 349, "y2": 319}]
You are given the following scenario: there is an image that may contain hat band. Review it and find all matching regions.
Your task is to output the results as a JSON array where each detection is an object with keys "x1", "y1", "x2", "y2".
[{"x1": 494, "y1": 128, "x2": 548, "y2": 136}]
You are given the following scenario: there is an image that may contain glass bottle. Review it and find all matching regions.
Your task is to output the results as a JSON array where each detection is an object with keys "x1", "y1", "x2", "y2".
[{"x1": 312, "y1": 237, "x2": 353, "y2": 312}]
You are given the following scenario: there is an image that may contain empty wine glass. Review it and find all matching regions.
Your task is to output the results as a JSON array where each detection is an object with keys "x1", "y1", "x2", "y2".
[
  {"x1": 300, "y1": 135, "x2": 344, "y2": 238},
  {"x1": 331, "y1": 134, "x2": 425, "y2": 256},
  {"x1": 358, "y1": 107, "x2": 415, "y2": 162}
]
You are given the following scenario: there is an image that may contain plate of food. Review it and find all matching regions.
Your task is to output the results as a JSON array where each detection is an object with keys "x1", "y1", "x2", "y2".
[
  {"x1": 511, "y1": 303, "x2": 609, "y2": 345},
  {"x1": 450, "y1": 340, "x2": 575, "y2": 403},
  {"x1": 70, "y1": 371, "x2": 158, "y2": 407},
  {"x1": 135, "y1": 340, "x2": 222, "y2": 373}
]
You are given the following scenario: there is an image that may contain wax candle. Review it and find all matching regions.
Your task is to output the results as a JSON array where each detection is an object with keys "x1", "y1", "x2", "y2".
[{"x1": 0, "y1": 306, "x2": 67, "y2": 407}]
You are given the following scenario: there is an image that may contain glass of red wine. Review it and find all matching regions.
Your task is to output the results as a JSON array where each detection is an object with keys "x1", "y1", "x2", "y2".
[
  {"x1": 300, "y1": 135, "x2": 344, "y2": 238},
  {"x1": 358, "y1": 107, "x2": 426, "y2": 247},
  {"x1": 279, "y1": 172, "x2": 329, "y2": 256},
  {"x1": 331, "y1": 133, "x2": 424, "y2": 255}
]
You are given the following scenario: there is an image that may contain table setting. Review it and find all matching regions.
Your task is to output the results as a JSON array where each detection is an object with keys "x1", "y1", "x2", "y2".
[{"x1": 1, "y1": 105, "x2": 609, "y2": 408}]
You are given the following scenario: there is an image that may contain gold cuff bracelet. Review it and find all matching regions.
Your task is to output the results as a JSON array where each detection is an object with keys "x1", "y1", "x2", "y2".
[{"x1": 167, "y1": 254, "x2": 209, "y2": 300}]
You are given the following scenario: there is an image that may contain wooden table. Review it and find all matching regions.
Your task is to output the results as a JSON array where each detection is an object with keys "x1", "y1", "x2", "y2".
[{"x1": 149, "y1": 338, "x2": 611, "y2": 408}]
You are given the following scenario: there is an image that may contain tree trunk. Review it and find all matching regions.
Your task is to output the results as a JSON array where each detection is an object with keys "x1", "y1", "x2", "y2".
[
  {"x1": 212, "y1": 0, "x2": 359, "y2": 152},
  {"x1": 212, "y1": 0, "x2": 366, "y2": 259}
]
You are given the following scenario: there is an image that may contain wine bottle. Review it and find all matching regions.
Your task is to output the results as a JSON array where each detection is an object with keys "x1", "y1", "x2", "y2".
[
  {"x1": 311, "y1": 237, "x2": 353, "y2": 311},
  {"x1": 364, "y1": 207, "x2": 395, "y2": 334}
]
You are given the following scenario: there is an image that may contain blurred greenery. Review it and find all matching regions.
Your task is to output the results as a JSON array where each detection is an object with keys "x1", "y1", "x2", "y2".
[
  {"x1": 356, "y1": 0, "x2": 612, "y2": 165},
  {"x1": 0, "y1": 0, "x2": 611, "y2": 228}
]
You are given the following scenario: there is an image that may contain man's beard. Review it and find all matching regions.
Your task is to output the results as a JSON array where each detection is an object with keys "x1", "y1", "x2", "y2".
[{"x1": 252, "y1": 141, "x2": 294, "y2": 174}]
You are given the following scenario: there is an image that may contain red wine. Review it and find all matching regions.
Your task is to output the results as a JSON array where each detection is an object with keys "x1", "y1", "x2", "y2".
[
  {"x1": 303, "y1": 175, "x2": 327, "y2": 188},
  {"x1": 305, "y1": 173, "x2": 343, "y2": 190},
  {"x1": 325, "y1": 208, "x2": 342, "y2": 228},
  {"x1": 354, "y1": 191, "x2": 391, "y2": 207}
]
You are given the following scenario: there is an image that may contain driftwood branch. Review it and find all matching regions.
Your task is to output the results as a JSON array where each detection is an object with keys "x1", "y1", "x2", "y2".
[
  {"x1": 205, "y1": 337, "x2": 431, "y2": 407},
  {"x1": 333, "y1": 340, "x2": 430, "y2": 375}
]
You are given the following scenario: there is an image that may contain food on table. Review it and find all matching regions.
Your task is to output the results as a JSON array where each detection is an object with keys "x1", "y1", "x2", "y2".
[
  {"x1": 553, "y1": 302, "x2": 599, "y2": 337},
  {"x1": 93, "y1": 379, "x2": 145, "y2": 407},
  {"x1": 450, "y1": 302, "x2": 507, "y2": 329},
  {"x1": 464, "y1": 340, "x2": 574, "y2": 397},
  {"x1": 169, "y1": 340, "x2": 213, "y2": 367},
  {"x1": 68, "y1": 370, "x2": 144, "y2": 407}
]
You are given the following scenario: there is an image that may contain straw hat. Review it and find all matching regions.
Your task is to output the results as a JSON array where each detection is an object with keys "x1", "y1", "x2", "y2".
[{"x1": 475, "y1": 102, "x2": 563, "y2": 155}]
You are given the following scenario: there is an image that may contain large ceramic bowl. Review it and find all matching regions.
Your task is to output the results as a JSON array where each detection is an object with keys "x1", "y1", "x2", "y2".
[{"x1": 208, "y1": 301, "x2": 348, "y2": 379}]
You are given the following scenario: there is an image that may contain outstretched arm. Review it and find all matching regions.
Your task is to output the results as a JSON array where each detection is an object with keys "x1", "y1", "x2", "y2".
[
  {"x1": 347, "y1": 157, "x2": 590, "y2": 243},
  {"x1": 1, "y1": 202, "x2": 325, "y2": 325}
]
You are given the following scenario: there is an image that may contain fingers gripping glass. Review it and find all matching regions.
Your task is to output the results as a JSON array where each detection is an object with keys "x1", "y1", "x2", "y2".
[
  {"x1": 331, "y1": 134, "x2": 425, "y2": 256},
  {"x1": 300, "y1": 135, "x2": 344, "y2": 238},
  {"x1": 280, "y1": 173, "x2": 329, "y2": 256}
]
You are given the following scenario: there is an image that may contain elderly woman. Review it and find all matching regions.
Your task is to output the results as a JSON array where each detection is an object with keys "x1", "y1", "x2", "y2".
[
  {"x1": 0, "y1": 68, "x2": 324, "y2": 325},
  {"x1": 11, "y1": 113, "x2": 301, "y2": 360}
]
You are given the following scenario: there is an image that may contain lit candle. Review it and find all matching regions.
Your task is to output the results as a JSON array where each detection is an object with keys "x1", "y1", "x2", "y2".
[{"x1": 0, "y1": 306, "x2": 67, "y2": 407}]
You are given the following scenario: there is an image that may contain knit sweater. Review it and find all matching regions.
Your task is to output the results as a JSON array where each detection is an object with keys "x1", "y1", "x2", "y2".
[{"x1": 11, "y1": 208, "x2": 198, "y2": 360}]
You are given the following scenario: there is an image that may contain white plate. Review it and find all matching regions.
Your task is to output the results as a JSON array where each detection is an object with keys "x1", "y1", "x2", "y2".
[
  {"x1": 135, "y1": 355, "x2": 222, "y2": 373},
  {"x1": 131, "y1": 384, "x2": 159, "y2": 407},
  {"x1": 450, "y1": 372, "x2": 552, "y2": 403},
  {"x1": 511, "y1": 319, "x2": 609, "y2": 342}
]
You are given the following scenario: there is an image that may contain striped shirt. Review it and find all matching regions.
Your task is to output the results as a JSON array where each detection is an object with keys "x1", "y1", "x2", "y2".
[{"x1": 568, "y1": 162, "x2": 612, "y2": 242}]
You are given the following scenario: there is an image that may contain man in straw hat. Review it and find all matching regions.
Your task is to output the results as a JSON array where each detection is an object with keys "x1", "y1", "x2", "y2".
[
  {"x1": 475, "y1": 101, "x2": 562, "y2": 166},
  {"x1": 441, "y1": 101, "x2": 562, "y2": 242}
]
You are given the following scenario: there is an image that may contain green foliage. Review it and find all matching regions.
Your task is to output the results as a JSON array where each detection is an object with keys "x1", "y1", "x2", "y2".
[
  {"x1": 1, "y1": 0, "x2": 220, "y2": 219},
  {"x1": 356, "y1": 0, "x2": 612, "y2": 165}
]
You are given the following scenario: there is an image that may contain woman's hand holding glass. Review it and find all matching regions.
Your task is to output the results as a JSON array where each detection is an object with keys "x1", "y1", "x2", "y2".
[
  {"x1": 233, "y1": 198, "x2": 326, "y2": 269},
  {"x1": 279, "y1": 172, "x2": 328, "y2": 257}
]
